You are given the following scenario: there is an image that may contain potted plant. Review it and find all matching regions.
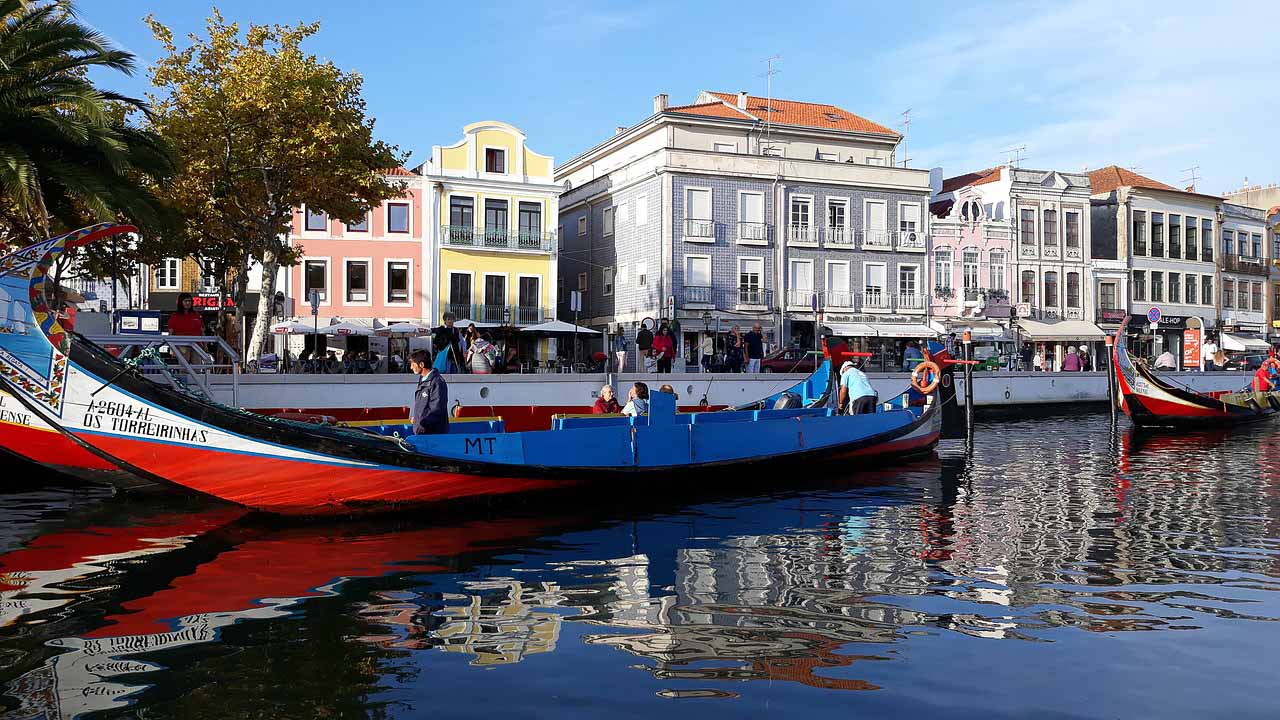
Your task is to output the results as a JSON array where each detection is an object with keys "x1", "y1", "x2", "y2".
[{"x1": 933, "y1": 286, "x2": 954, "y2": 301}]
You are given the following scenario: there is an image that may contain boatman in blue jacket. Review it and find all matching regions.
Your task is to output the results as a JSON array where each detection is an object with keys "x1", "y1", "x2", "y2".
[{"x1": 409, "y1": 349, "x2": 449, "y2": 435}]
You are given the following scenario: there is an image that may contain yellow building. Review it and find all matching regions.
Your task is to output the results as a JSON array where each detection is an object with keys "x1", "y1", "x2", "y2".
[{"x1": 422, "y1": 122, "x2": 558, "y2": 359}]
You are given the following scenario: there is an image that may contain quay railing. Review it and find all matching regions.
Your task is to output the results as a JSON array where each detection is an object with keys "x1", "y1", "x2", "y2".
[{"x1": 84, "y1": 334, "x2": 241, "y2": 406}]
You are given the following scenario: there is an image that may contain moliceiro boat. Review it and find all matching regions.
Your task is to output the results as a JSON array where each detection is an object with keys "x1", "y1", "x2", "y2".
[
  {"x1": 0, "y1": 225, "x2": 954, "y2": 516},
  {"x1": 1112, "y1": 315, "x2": 1279, "y2": 427}
]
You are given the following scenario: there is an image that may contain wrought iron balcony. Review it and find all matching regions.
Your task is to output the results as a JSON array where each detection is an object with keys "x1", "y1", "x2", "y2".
[
  {"x1": 441, "y1": 225, "x2": 554, "y2": 252},
  {"x1": 862, "y1": 290, "x2": 890, "y2": 310},
  {"x1": 683, "y1": 285, "x2": 714, "y2": 305},
  {"x1": 514, "y1": 305, "x2": 544, "y2": 324},
  {"x1": 737, "y1": 287, "x2": 772, "y2": 307},
  {"x1": 1221, "y1": 254, "x2": 1270, "y2": 276},
  {"x1": 737, "y1": 222, "x2": 768, "y2": 243},
  {"x1": 963, "y1": 288, "x2": 981, "y2": 303},
  {"x1": 895, "y1": 230, "x2": 927, "y2": 251},
  {"x1": 824, "y1": 226, "x2": 853, "y2": 248},
  {"x1": 443, "y1": 302, "x2": 547, "y2": 325},
  {"x1": 787, "y1": 224, "x2": 818, "y2": 245},
  {"x1": 684, "y1": 218, "x2": 715, "y2": 240},
  {"x1": 861, "y1": 230, "x2": 892, "y2": 250}
]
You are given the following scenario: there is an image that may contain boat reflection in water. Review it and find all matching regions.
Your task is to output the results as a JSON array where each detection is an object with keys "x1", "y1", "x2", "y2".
[{"x1": 2, "y1": 417, "x2": 1279, "y2": 718}]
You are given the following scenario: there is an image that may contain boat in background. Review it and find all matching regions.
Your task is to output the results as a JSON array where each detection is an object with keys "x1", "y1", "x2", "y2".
[
  {"x1": 1112, "y1": 315, "x2": 1279, "y2": 427},
  {"x1": 0, "y1": 225, "x2": 955, "y2": 516}
]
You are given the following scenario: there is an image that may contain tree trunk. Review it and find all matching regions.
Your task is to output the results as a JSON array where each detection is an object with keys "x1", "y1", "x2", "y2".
[{"x1": 245, "y1": 245, "x2": 279, "y2": 364}]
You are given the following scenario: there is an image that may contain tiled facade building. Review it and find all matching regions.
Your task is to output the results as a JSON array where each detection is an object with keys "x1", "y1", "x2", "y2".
[{"x1": 556, "y1": 91, "x2": 932, "y2": 370}]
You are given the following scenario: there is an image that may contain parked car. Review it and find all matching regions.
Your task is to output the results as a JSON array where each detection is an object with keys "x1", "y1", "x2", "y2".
[
  {"x1": 1223, "y1": 353, "x2": 1268, "y2": 371},
  {"x1": 760, "y1": 348, "x2": 822, "y2": 373}
]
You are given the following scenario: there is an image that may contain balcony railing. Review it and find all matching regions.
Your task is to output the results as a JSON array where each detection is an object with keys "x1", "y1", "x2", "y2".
[
  {"x1": 514, "y1": 305, "x2": 544, "y2": 324},
  {"x1": 895, "y1": 230, "x2": 926, "y2": 251},
  {"x1": 963, "y1": 288, "x2": 981, "y2": 303},
  {"x1": 737, "y1": 287, "x2": 772, "y2": 307},
  {"x1": 684, "y1": 285, "x2": 714, "y2": 305},
  {"x1": 786, "y1": 289, "x2": 816, "y2": 308},
  {"x1": 1065, "y1": 244, "x2": 1083, "y2": 260},
  {"x1": 1042, "y1": 244, "x2": 1060, "y2": 259},
  {"x1": 862, "y1": 290, "x2": 890, "y2": 310},
  {"x1": 787, "y1": 224, "x2": 818, "y2": 245},
  {"x1": 861, "y1": 230, "x2": 892, "y2": 250},
  {"x1": 1222, "y1": 254, "x2": 1270, "y2": 276},
  {"x1": 444, "y1": 302, "x2": 547, "y2": 325},
  {"x1": 737, "y1": 221, "x2": 768, "y2": 243},
  {"x1": 824, "y1": 226, "x2": 853, "y2": 248},
  {"x1": 441, "y1": 225, "x2": 554, "y2": 252},
  {"x1": 897, "y1": 293, "x2": 926, "y2": 312},
  {"x1": 684, "y1": 218, "x2": 715, "y2": 239},
  {"x1": 825, "y1": 291, "x2": 855, "y2": 308},
  {"x1": 1063, "y1": 307, "x2": 1083, "y2": 320}
]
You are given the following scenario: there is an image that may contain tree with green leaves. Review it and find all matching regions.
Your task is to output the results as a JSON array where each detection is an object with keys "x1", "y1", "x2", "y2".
[
  {"x1": 0, "y1": 0, "x2": 174, "y2": 248},
  {"x1": 145, "y1": 9, "x2": 404, "y2": 362}
]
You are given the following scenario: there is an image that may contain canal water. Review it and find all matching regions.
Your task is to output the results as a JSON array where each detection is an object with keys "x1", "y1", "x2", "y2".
[{"x1": 1, "y1": 415, "x2": 1277, "y2": 719}]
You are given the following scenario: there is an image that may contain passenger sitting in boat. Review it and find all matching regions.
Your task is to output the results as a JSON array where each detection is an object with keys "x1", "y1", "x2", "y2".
[
  {"x1": 593, "y1": 384, "x2": 621, "y2": 414},
  {"x1": 1155, "y1": 350, "x2": 1177, "y2": 369},
  {"x1": 657, "y1": 383, "x2": 679, "y2": 400},
  {"x1": 622, "y1": 382, "x2": 649, "y2": 417},
  {"x1": 409, "y1": 349, "x2": 449, "y2": 435},
  {"x1": 1253, "y1": 364, "x2": 1275, "y2": 395},
  {"x1": 838, "y1": 360, "x2": 876, "y2": 415}
]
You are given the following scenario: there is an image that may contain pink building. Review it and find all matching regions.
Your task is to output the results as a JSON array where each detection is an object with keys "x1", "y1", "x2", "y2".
[
  {"x1": 285, "y1": 168, "x2": 426, "y2": 326},
  {"x1": 928, "y1": 188, "x2": 1014, "y2": 335}
]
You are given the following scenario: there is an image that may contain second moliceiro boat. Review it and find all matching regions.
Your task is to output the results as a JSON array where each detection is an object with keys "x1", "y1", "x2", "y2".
[{"x1": 0, "y1": 225, "x2": 955, "y2": 516}]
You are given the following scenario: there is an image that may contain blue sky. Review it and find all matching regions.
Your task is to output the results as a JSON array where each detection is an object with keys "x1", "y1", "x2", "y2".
[{"x1": 86, "y1": 0, "x2": 1280, "y2": 194}]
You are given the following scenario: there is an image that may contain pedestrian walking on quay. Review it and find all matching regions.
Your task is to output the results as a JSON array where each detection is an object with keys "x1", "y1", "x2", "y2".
[
  {"x1": 409, "y1": 349, "x2": 449, "y2": 435},
  {"x1": 612, "y1": 325, "x2": 628, "y2": 373},
  {"x1": 652, "y1": 324, "x2": 674, "y2": 373},
  {"x1": 744, "y1": 323, "x2": 765, "y2": 373}
]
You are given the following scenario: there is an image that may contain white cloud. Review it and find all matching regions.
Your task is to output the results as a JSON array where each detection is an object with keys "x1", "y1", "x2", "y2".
[{"x1": 875, "y1": 0, "x2": 1280, "y2": 193}]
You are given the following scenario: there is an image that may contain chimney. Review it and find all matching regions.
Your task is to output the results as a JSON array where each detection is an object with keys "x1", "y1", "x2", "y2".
[
  {"x1": 737, "y1": 91, "x2": 748, "y2": 109},
  {"x1": 615, "y1": 126, "x2": 626, "y2": 136},
  {"x1": 928, "y1": 167, "x2": 944, "y2": 197},
  {"x1": 654, "y1": 93, "x2": 668, "y2": 113}
]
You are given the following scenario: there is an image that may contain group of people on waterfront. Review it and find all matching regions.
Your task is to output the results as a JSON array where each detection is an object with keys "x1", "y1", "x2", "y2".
[{"x1": 611, "y1": 321, "x2": 767, "y2": 374}]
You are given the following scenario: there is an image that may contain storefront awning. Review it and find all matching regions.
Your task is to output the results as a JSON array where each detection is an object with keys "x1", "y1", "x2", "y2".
[
  {"x1": 867, "y1": 323, "x2": 939, "y2": 338},
  {"x1": 1221, "y1": 333, "x2": 1271, "y2": 352},
  {"x1": 952, "y1": 323, "x2": 1014, "y2": 341},
  {"x1": 822, "y1": 322, "x2": 877, "y2": 337},
  {"x1": 1016, "y1": 319, "x2": 1106, "y2": 341}
]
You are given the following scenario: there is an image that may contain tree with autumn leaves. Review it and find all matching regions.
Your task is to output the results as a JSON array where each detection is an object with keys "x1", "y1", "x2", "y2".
[{"x1": 144, "y1": 9, "x2": 404, "y2": 362}]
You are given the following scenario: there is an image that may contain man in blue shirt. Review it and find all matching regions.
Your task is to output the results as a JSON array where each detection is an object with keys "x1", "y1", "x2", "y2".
[
  {"x1": 410, "y1": 349, "x2": 449, "y2": 435},
  {"x1": 838, "y1": 360, "x2": 877, "y2": 415}
]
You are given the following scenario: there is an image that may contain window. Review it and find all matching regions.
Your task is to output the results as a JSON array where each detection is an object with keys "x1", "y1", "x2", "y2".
[
  {"x1": 1168, "y1": 214, "x2": 1181, "y2": 259},
  {"x1": 1065, "y1": 211, "x2": 1080, "y2": 249},
  {"x1": 1223, "y1": 278, "x2": 1234, "y2": 308},
  {"x1": 1043, "y1": 271, "x2": 1059, "y2": 307},
  {"x1": 962, "y1": 249, "x2": 979, "y2": 299},
  {"x1": 602, "y1": 267, "x2": 614, "y2": 296},
  {"x1": 449, "y1": 273, "x2": 472, "y2": 311},
  {"x1": 1100, "y1": 282, "x2": 1117, "y2": 310},
  {"x1": 347, "y1": 214, "x2": 369, "y2": 232},
  {"x1": 345, "y1": 260, "x2": 369, "y2": 303},
  {"x1": 1133, "y1": 270, "x2": 1146, "y2": 302},
  {"x1": 961, "y1": 200, "x2": 981, "y2": 221},
  {"x1": 739, "y1": 258, "x2": 764, "y2": 304},
  {"x1": 1132, "y1": 210, "x2": 1147, "y2": 256},
  {"x1": 518, "y1": 202, "x2": 542, "y2": 244},
  {"x1": 603, "y1": 207, "x2": 615, "y2": 236},
  {"x1": 1151, "y1": 212, "x2": 1164, "y2": 256},
  {"x1": 577, "y1": 216, "x2": 587, "y2": 236},
  {"x1": 1021, "y1": 270, "x2": 1036, "y2": 304},
  {"x1": 899, "y1": 265, "x2": 919, "y2": 299},
  {"x1": 1151, "y1": 271, "x2": 1163, "y2": 303},
  {"x1": 577, "y1": 272, "x2": 587, "y2": 293},
  {"x1": 484, "y1": 199, "x2": 508, "y2": 234},
  {"x1": 933, "y1": 248, "x2": 953, "y2": 290},
  {"x1": 865, "y1": 156, "x2": 886, "y2": 166},
  {"x1": 684, "y1": 255, "x2": 711, "y2": 289},
  {"x1": 636, "y1": 196, "x2": 649, "y2": 226},
  {"x1": 387, "y1": 261, "x2": 410, "y2": 304},
  {"x1": 304, "y1": 259, "x2": 328, "y2": 302},
  {"x1": 485, "y1": 148, "x2": 506, "y2": 174},
  {"x1": 1253, "y1": 233, "x2": 1263, "y2": 259},
  {"x1": 1042, "y1": 209, "x2": 1058, "y2": 247},
  {"x1": 1201, "y1": 276, "x2": 1213, "y2": 306},
  {"x1": 1019, "y1": 208, "x2": 1035, "y2": 246},
  {"x1": 450, "y1": 196, "x2": 475, "y2": 229},
  {"x1": 989, "y1": 250, "x2": 1006, "y2": 291},
  {"x1": 1168, "y1": 272, "x2": 1181, "y2": 303},
  {"x1": 518, "y1": 277, "x2": 540, "y2": 322},
  {"x1": 1185, "y1": 217, "x2": 1198, "y2": 260},
  {"x1": 865, "y1": 263, "x2": 887, "y2": 303},
  {"x1": 899, "y1": 203, "x2": 921, "y2": 237},
  {"x1": 788, "y1": 259, "x2": 814, "y2": 305},
  {"x1": 199, "y1": 261, "x2": 219, "y2": 292},
  {"x1": 790, "y1": 196, "x2": 812, "y2": 228},
  {"x1": 685, "y1": 187, "x2": 713, "y2": 239},
  {"x1": 713, "y1": 142, "x2": 736, "y2": 153},
  {"x1": 865, "y1": 200, "x2": 887, "y2": 235},
  {"x1": 156, "y1": 258, "x2": 180, "y2": 290},
  {"x1": 826, "y1": 199, "x2": 847, "y2": 235},
  {"x1": 817, "y1": 150, "x2": 838, "y2": 162},
  {"x1": 1238, "y1": 281, "x2": 1248, "y2": 310},
  {"x1": 484, "y1": 275, "x2": 506, "y2": 316},
  {"x1": 1185, "y1": 275, "x2": 1196, "y2": 306},
  {"x1": 1224, "y1": 229, "x2": 1235, "y2": 256},
  {"x1": 387, "y1": 203, "x2": 410, "y2": 234},
  {"x1": 305, "y1": 207, "x2": 327, "y2": 232},
  {"x1": 739, "y1": 192, "x2": 765, "y2": 241},
  {"x1": 1066, "y1": 272, "x2": 1080, "y2": 308},
  {"x1": 826, "y1": 261, "x2": 850, "y2": 305},
  {"x1": 1202, "y1": 219, "x2": 1214, "y2": 262}
]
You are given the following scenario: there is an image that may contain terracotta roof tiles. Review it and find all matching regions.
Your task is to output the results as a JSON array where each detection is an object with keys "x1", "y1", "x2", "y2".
[
  {"x1": 666, "y1": 92, "x2": 899, "y2": 137},
  {"x1": 940, "y1": 167, "x2": 1003, "y2": 194},
  {"x1": 1087, "y1": 165, "x2": 1178, "y2": 195}
]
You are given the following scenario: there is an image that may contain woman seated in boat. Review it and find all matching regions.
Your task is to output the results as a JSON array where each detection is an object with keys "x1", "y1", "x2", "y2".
[
  {"x1": 621, "y1": 382, "x2": 649, "y2": 417},
  {"x1": 657, "y1": 384, "x2": 679, "y2": 401},
  {"x1": 593, "y1": 384, "x2": 621, "y2": 414}
]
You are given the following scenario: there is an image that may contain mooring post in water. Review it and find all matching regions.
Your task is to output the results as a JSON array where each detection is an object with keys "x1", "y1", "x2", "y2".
[
  {"x1": 1105, "y1": 334, "x2": 1117, "y2": 423},
  {"x1": 962, "y1": 331, "x2": 974, "y2": 438}
]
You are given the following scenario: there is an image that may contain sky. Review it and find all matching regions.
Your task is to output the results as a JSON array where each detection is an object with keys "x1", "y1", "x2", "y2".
[{"x1": 84, "y1": 0, "x2": 1280, "y2": 195}]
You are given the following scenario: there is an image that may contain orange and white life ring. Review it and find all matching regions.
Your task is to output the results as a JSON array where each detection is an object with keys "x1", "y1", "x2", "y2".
[{"x1": 911, "y1": 360, "x2": 941, "y2": 394}]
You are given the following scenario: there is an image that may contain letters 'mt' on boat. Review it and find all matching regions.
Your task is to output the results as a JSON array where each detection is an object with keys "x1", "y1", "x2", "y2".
[{"x1": 0, "y1": 225, "x2": 955, "y2": 516}]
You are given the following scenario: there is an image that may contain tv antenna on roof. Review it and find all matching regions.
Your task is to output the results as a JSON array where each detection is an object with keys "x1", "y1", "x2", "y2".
[
  {"x1": 1181, "y1": 164, "x2": 1201, "y2": 192},
  {"x1": 899, "y1": 108, "x2": 912, "y2": 168},
  {"x1": 761, "y1": 54, "x2": 781, "y2": 152},
  {"x1": 1001, "y1": 144, "x2": 1027, "y2": 167}
]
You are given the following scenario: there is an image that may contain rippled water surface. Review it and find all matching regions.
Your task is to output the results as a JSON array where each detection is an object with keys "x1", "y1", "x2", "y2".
[{"x1": 1, "y1": 415, "x2": 1278, "y2": 719}]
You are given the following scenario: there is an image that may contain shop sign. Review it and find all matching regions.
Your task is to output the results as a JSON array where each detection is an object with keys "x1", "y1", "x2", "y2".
[
  {"x1": 192, "y1": 293, "x2": 234, "y2": 309},
  {"x1": 1127, "y1": 313, "x2": 1186, "y2": 329},
  {"x1": 1098, "y1": 309, "x2": 1127, "y2": 323}
]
